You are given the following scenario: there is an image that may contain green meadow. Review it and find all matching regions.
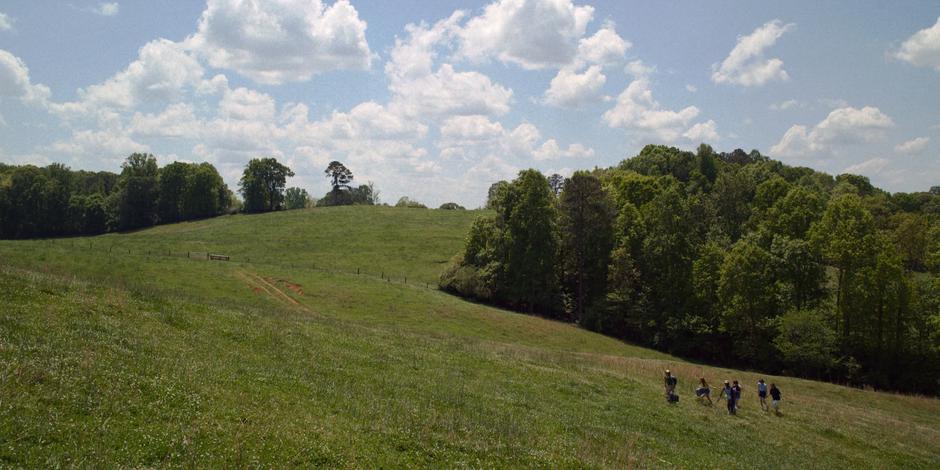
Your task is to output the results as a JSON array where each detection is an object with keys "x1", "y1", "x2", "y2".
[{"x1": 1, "y1": 206, "x2": 938, "y2": 468}]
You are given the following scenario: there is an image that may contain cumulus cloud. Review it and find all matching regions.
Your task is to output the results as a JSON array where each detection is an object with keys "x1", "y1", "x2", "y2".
[
  {"x1": 712, "y1": 20, "x2": 794, "y2": 86},
  {"x1": 685, "y1": 84, "x2": 697, "y2": 93},
  {"x1": 458, "y1": 0, "x2": 594, "y2": 69},
  {"x1": 187, "y1": 0, "x2": 372, "y2": 85},
  {"x1": 770, "y1": 106, "x2": 895, "y2": 157},
  {"x1": 683, "y1": 120, "x2": 719, "y2": 143},
  {"x1": 542, "y1": 23, "x2": 629, "y2": 108},
  {"x1": 624, "y1": 59, "x2": 655, "y2": 78},
  {"x1": 575, "y1": 23, "x2": 630, "y2": 67},
  {"x1": 438, "y1": 115, "x2": 592, "y2": 162},
  {"x1": 895, "y1": 136, "x2": 929, "y2": 155},
  {"x1": 0, "y1": 49, "x2": 51, "y2": 105},
  {"x1": 542, "y1": 65, "x2": 606, "y2": 107},
  {"x1": 129, "y1": 103, "x2": 202, "y2": 139},
  {"x1": 386, "y1": 15, "x2": 513, "y2": 118},
  {"x1": 94, "y1": 3, "x2": 120, "y2": 17},
  {"x1": 50, "y1": 39, "x2": 207, "y2": 119},
  {"x1": 0, "y1": 12, "x2": 13, "y2": 31},
  {"x1": 895, "y1": 17, "x2": 940, "y2": 71},
  {"x1": 47, "y1": 129, "x2": 149, "y2": 163},
  {"x1": 603, "y1": 77, "x2": 713, "y2": 143}
]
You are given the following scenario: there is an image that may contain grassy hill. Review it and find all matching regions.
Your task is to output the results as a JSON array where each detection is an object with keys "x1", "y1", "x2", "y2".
[{"x1": 0, "y1": 206, "x2": 938, "y2": 468}]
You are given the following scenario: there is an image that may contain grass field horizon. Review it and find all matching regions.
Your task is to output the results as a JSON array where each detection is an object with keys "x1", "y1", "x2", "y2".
[{"x1": 2, "y1": 206, "x2": 938, "y2": 468}]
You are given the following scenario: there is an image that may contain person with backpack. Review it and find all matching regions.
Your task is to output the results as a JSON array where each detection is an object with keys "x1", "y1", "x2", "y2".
[
  {"x1": 722, "y1": 380, "x2": 735, "y2": 415},
  {"x1": 757, "y1": 378, "x2": 768, "y2": 411},
  {"x1": 769, "y1": 383, "x2": 782, "y2": 415},
  {"x1": 664, "y1": 370, "x2": 678, "y2": 403}
]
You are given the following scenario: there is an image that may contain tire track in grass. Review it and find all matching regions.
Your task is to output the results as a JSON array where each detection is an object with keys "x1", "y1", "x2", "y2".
[{"x1": 236, "y1": 270, "x2": 320, "y2": 317}]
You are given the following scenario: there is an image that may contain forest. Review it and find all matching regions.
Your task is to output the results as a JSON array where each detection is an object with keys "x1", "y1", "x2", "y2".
[{"x1": 441, "y1": 144, "x2": 940, "y2": 394}]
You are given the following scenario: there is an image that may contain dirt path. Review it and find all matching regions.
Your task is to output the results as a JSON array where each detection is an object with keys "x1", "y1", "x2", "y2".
[{"x1": 236, "y1": 270, "x2": 318, "y2": 316}]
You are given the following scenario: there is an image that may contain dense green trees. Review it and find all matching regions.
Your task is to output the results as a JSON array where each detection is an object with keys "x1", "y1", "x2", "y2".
[
  {"x1": 239, "y1": 158, "x2": 295, "y2": 213},
  {"x1": 443, "y1": 144, "x2": 940, "y2": 393},
  {"x1": 1, "y1": 154, "x2": 235, "y2": 238},
  {"x1": 284, "y1": 187, "x2": 311, "y2": 210}
]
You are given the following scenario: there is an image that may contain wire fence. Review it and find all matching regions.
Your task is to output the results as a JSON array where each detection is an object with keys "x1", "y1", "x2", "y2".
[{"x1": 35, "y1": 237, "x2": 442, "y2": 291}]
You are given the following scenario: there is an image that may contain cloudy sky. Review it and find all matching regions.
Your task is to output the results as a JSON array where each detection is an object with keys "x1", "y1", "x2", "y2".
[{"x1": 1, "y1": 1, "x2": 938, "y2": 207}]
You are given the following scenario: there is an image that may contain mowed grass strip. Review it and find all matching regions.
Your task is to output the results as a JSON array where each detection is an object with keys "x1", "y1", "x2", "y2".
[{"x1": 1, "y1": 207, "x2": 939, "y2": 467}]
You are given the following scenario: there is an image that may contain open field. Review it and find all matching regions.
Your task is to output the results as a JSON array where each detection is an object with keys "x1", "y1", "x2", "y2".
[{"x1": 1, "y1": 206, "x2": 938, "y2": 468}]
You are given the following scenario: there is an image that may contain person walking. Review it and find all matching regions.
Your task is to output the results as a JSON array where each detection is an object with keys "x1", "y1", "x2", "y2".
[
  {"x1": 731, "y1": 380, "x2": 742, "y2": 413},
  {"x1": 769, "y1": 383, "x2": 782, "y2": 416},
  {"x1": 757, "y1": 379, "x2": 768, "y2": 411},
  {"x1": 722, "y1": 380, "x2": 735, "y2": 415},
  {"x1": 664, "y1": 369, "x2": 678, "y2": 403},
  {"x1": 695, "y1": 377, "x2": 712, "y2": 405}
]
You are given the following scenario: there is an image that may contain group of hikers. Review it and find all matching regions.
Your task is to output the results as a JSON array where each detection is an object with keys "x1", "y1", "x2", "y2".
[{"x1": 663, "y1": 369, "x2": 782, "y2": 416}]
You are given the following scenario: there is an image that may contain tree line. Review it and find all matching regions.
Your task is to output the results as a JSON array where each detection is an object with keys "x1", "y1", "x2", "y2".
[
  {"x1": 441, "y1": 144, "x2": 940, "y2": 394},
  {"x1": 0, "y1": 154, "x2": 235, "y2": 238}
]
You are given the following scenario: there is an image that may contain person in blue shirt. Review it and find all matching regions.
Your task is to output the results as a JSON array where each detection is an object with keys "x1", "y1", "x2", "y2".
[{"x1": 757, "y1": 378, "x2": 768, "y2": 411}]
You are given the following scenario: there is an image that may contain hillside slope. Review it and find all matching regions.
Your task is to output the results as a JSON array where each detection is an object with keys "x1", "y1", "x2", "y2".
[{"x1": 0, "y1": 207, "x2": 938, "y2": 468}]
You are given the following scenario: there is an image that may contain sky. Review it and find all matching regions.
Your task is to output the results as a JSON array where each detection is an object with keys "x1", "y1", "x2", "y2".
[{"x1": 0, "y1": 1, "x2": 938, "y2": 208}]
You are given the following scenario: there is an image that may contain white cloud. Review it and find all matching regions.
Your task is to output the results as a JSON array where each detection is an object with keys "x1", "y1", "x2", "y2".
[
  {"x1": 895, "y1": 17, "x2": 940, "y2": 71},
  {"x1": 895, "y1": 136, "x2": 929, "y2": 155},
  {"x1": 187, "y1": 0, "x2": 372, "y2": 85},
  {"x1": 51, "y1": 39, "x2": 206, "y2": 119},
  {"x1": 458, "y1": 0, "x2": 594, "y2": 69},
  {"x1": 624, "y1": 59, "x2": 655, "y2": 78},
  {"x1": 844, "y1": 158, "x2": 890, "y2": 175},
  {"x1": 48, "y1": 129, "x2": 149, "y2": 162},
  {"x1": 129, "y1": 103, "x2": 202, "y2": 139},
  {"x1": 575, "y1": 23, "x2": 630, "y2": 67},
  {"x1": 771, "y1": 106, "x2": 895, "y2": 157},
  {"x1": 769, "y1": 99, "x2": 802, "y2": 111},
  {"x1": 0, "y1": 12, "x2": 13, "y2": 31},
  {"x1": 0, "y1": 49, "x2": 51, "y2": 105},
  {"x1": 94, "y1": 3, "x2": 120, "y2": 17},
  {"x1": 603, "y1": 77, "x2": 709, "y2": 143},
  {"x1": 712, "y1": 20, "x2": 794, "y2": 87},
  {"x1": 386, "y1": 16, "x2": 513, "y2": 118},
  {"x1": 542, "y1": 65, "x2": 605, "y2": 107},
  {"x1": 438, "y1": 115, "x2": 592, "y2": 162},
  {"x1": 685, "y1": 84, "x2": 697, "y2": 93},
  {"x1": 683, "y1": 120, "x2": 719, "y2": 143}
]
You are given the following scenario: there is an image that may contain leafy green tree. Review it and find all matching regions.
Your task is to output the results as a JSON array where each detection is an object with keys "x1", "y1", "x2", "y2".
[
  {"x1": 157, "y1": 162, "x2": 189, "y2": 223},
  {"x1": 692, "y1": 240, "x2": 726, "y2": 335},
  {"x1": 115, "y1": 153, "x2": 159, "y2": 230},
  {"x1": 774, "y1": 308, "x2": 840, "y2": 378},
  {"x1": 892, "y1": 213, "x2": 929, "y2": 271},
  {"x1": 558, "y1": 172, "x2": 615, "y2": 320},
  {"x1": 325, "y1": 161, "x2": 353, "y2": 191},
  {"x1": 395, "y1": 197, "x2": 427, "y2": 208},
  {"x1": 718, "y1": 238, "x2": 780, "y2": 361},
  {"x1": 182, "y1": 163, "x2": 226, "y2": 219},
  {"x1": 764, "y1": 186, "x2": 825, "y2": 239},
  {"x1": 810, "y1": 194, "x2": 877, "y2": 343},
  {"x1": 504, "y1": 170, "x2": 560, "y2": 313},
  {"x1": 439, "y1": 202, "x2": 465, "y2": 210},
  {"x1": 284, "y1": 187, "x2": 310, "y2": 210},
  {"x1": 239, "y1": 158, "x2": 294, "y2": 213},
  {"x1": 485, "y1": 180, "x2": 509, "y2": 210}
]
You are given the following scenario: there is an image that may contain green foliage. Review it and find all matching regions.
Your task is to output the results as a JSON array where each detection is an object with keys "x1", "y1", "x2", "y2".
[
  {"x1": 559, "y1": 172, "x2": 615, "y2": 320},
  {"x1": 395, "y1": 197, "x2": 428, "y2": 208},
  {"x1": 718, "y1": 238, "x2": 780, "y2": 362},
  {"x1": 115, "y1": 153, "x2": 159, "y2": 230},
  {"x1": 324, "y1": 160, "x2": 353, "y2": 191},
  {"x1": 284, "y1": 187, "x2": 311, "y2": 210},
  {"x1": 239, "y1": 157, "x2": 294, "y2": 213},
  {"x1": 438, "y1": 202, "x2": 465, "y2": 210},
  {"x1": 774, "y1": 308, "x2": 840, "y2": 378}
]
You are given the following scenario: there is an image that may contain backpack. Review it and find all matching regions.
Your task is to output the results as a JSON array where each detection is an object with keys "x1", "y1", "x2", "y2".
[{"x1": 668, "y1": 392, "x2": 679, "y2": 403}]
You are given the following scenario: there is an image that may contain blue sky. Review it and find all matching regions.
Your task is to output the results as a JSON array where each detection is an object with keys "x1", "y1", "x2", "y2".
[{"x1": 1, "y1": 1, "x2": 938, "y2": 207}]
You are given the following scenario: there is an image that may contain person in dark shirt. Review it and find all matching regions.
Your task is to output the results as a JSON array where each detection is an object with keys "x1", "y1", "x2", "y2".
[
  {"x1": 695, "y1": 377, "x2": 712, "y2": 405},
  {"x1": 769, "y1": 383, "x2": 782, "y2": 415},
  {"x1": 664, "y1": 369, "x2": 678, "y2": 402},
  {"x1": 722, "y1": 380, "x2": 735, "y2": 415},
  {"x1": 731, "y1": 380, "x2": 742, "y2": 412}
]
